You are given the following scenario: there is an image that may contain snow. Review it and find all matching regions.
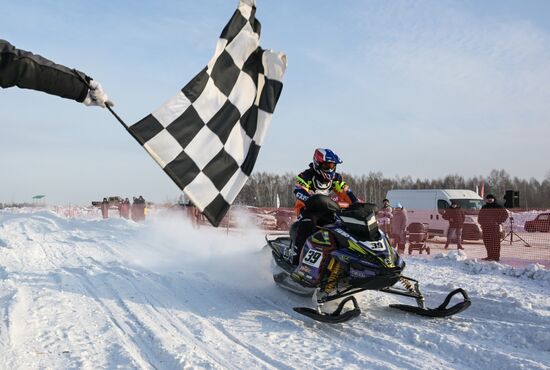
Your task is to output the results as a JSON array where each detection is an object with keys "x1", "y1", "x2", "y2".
[{"x1": 0, "y1": 208, "x2": 549, "y2": 369}]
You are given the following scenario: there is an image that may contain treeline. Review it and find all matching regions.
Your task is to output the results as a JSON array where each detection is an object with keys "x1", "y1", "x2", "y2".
[{"x1": 234, "y1": 169, "x2": 550, "y2": 209}]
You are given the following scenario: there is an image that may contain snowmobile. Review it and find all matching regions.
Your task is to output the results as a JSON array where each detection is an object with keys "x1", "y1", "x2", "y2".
[{"x1": 266, "y1": 195, "x2": 471, "y2": 323}]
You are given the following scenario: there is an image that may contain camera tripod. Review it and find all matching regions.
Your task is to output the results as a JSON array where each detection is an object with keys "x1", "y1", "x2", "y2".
[{"x1": 502, "y1": 217, "x2": 531, "y2": 247}]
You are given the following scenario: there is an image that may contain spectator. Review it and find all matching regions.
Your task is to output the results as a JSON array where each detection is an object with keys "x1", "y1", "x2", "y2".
[
  {"x1": 391, "y1": 203, "x2": 408, "y2": 253},
  {"x1": 191, "y1": 204, "x2": 201, "y2": 229},
  {"x1": 131, "y1": 197, "x2": 138, "y2": 221},
  {"x1": 442, "y1": 201, "x2": 465, "y2": 250},
  {"x1": 100, "y1": 198, "x2": 109, "y2": 219},
  {"x1": 180, "y1": 196, "x2": 200, "y2": 229},
  {"x1": 137, "y1": 195, "x2": 147, "y2": 221},
  {"x1": 1, "y1": 39, "x2": 113, "y2": 107},
  {"x1": 377, "y1": 198, "x2": 393, "y2": 235},
  {"x1": 120, "y1": 198, "x2": 130, "y2": 219},
  {"x1": 131, "y1": 196, "x2": 146, "y2": 222},
  {"x1": 478, "y1": 194, "x2": 508, "y2": 262}
]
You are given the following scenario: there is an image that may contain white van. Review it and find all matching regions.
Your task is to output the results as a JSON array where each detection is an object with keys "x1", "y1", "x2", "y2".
[{"x1": 385, "y1": 189, "x2": 484, "y2": 240}]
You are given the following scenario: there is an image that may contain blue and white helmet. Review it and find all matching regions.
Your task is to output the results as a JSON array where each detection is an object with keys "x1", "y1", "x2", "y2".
[{"x1": 313, "y1": 148, "x2": 342, "y2": 181}]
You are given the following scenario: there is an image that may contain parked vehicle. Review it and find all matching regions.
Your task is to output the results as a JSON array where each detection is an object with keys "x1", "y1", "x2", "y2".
[
  {"x1": 385, "y1": 189, "x2": 483, "y2": 240},
  {"x1": 525, "y1": 213, "x2": 550, "y2": 233},
  {"x1": 91, "y1": 196, "x2": 123, "y2": 210}
]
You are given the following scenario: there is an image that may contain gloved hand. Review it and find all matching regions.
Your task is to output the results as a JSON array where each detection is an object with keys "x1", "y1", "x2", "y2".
[{"x1": 83, "y1": 80, "x2": 114, "y2": 108}]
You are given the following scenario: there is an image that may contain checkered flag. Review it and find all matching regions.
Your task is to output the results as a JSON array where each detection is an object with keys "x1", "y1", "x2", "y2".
[{"x1": 128, "y1": 0, "x2": 286, "y2": 226}]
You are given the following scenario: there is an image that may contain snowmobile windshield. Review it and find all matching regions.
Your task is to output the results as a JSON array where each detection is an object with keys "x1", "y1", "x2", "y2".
[
  {"x1": 450, "y1": 199, "x2": 483, "y2": 215},
  {"x1": 304, "y1": 194, "x2": 341, "y2": 214},
  {"x1": 337, "y1": 203, "x2": 380, "y2": 241}
]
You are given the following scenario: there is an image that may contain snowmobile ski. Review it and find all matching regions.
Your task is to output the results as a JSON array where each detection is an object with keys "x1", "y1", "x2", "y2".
[
  {"x1": 389, "y1": 288, "x2": 471, "y2": 317},
  {"x1": 293, "y1": 296, "x2": 361, "y2": 324}
]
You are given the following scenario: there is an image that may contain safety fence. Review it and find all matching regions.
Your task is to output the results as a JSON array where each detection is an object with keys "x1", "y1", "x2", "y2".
[
  {"x1": 380, "y1": 208, "x2": 550, "y2": 268},
  {"x1": 47, "y1": 204, "x2": 550, "y2": 269},
  {"x1": 207, "y1": 206, "x2": 550, "y2": 268}
]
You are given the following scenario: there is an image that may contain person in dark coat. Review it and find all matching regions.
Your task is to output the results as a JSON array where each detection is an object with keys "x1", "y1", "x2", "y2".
[
  {"x1": 130, "y1": 196, "x2": 147, "y2": 222},
  {"x1": 391, "y1": 203, "x2": 408, "y2": 253},
  {"x1": 443, "y1": 201, "x2": 466, "y2": 250},
  {"x1": 120, "y1": 198, "x2": 130, "y2": 219},
  {"x1": 478, "y1": 194, "x2": 508, "y2": 261},
  {"x1": 131, "y1": 197, "x2": 139, "y2": 222},
  {"x1": 100, "y1": 198, "x2": 109, "y2": 219},
  {"x1": 137, "y1": 196, "x2": 147, "y2": 221},
  {"x1": 0, "y1": 39, "x2": 112, "y2": 107}
]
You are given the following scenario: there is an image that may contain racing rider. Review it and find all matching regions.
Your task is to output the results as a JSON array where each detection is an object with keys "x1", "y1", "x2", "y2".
[{"x1": 288, "y1": 148, "x2": 359, "y2": 264}]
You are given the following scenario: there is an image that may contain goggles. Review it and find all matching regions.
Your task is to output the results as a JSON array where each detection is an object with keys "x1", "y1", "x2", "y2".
[{"x1": 321, "y1": 162, "x2": 336, "y2": 171}]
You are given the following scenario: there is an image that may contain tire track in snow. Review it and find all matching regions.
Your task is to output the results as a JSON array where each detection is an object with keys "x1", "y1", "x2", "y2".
[
  {"x1": 68, "y1": 255, "x2": 276, "y2": 369},
  {"x1": 61, "y1": 264, "x2": 183, "y2": 370},
  {"x1": 170, "y1": 270, "x2": 385, "y2": 370},
  {"x1": 251, "y1": 291, "x2": 429, "y2": 370},
  {"x1": 0, "y1": 289, "x2": 16, "y2": 367},
  {"x1": 82, "y1": 261, "x2": 230, "y2": 369},
  {"x1": 118, "y1": 267, "x2": 293, "y2": 369},
  {"x1": 21, "y1": 212, "x2": 282, "y2": 369}
]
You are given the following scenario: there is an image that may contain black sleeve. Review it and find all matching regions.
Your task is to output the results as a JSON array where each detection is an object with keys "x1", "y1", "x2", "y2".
[{"x1": 0, "y1": 39, "x2": 90, "y2": 102}]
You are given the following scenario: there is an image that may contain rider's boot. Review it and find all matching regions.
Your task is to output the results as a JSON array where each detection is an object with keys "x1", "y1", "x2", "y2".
[{"x1": 283, "y1": 244, "x2": 297, "y2": 265}]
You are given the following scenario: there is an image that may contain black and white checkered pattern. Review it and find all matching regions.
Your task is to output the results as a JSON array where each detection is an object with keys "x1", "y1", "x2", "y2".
[{"x1": 129, "y1": 0, "x2": 286, "y2": 226}]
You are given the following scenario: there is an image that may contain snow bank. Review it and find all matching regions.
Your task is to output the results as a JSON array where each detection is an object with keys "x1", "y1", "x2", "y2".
[
  {"x1": 431, "y1": 251, "x2": 550, "y2": 284},
  {"x1": 1, "y1": 208, "x2": 549, "y2": 369}
]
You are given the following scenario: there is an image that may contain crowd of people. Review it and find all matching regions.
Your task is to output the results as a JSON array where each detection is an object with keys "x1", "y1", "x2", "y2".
[
  {"x1": 373, "y1": 194, "x2": 508, "y2": 261},
  {"x1": 100, "y1": 196, "x2": 147, "y2": 222}
]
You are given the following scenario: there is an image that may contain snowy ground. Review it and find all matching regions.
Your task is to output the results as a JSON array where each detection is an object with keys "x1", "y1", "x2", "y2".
[{"x1": 0, "y1": 208, "x2": 549, "y2": 369}]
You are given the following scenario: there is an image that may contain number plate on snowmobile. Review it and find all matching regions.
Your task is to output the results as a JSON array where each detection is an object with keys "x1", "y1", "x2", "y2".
[
  {"x1": 365, "y1": 241, "x2": 385, "y2": 251},
  {"x1": 302, "y1": 249, "x2": 323, "y2": 268}
]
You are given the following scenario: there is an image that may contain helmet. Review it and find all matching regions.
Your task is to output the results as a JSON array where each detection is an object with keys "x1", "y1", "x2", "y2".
[{"x1": 313, "y1": 148, "x2": 342, "y2": 181}]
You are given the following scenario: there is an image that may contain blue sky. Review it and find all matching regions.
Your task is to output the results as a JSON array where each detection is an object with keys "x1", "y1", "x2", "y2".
[{"x1": 1, "y1": 0, "x2": 549, "y2": 205}]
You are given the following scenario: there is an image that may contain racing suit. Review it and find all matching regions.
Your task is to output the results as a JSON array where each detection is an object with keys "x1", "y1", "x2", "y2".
[{"x1": 289, "y1": 164, "x2": 359, "y2": 263}]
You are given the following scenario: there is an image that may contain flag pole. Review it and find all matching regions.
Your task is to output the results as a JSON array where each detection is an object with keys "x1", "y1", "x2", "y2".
[
  {"x1": 105, "y1": 104, "x2": 129, "y2": 130},
  {"x1": 103, "y1": 104, "x2": 144, "y2": 145}
]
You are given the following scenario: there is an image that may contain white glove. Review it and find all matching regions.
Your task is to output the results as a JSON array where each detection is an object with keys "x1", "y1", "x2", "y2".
[{"x1": 83, "y1": 80, "x2": 114, "y2": 108}]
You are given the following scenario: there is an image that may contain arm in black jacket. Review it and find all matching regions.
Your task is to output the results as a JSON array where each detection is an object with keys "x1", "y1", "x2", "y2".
[
  {"x1": 498, "y1": 207, "x2": 509, "y2": 224},
  {"x1": 0, "y1": 39, "x2": 90, "y2": 102}
]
